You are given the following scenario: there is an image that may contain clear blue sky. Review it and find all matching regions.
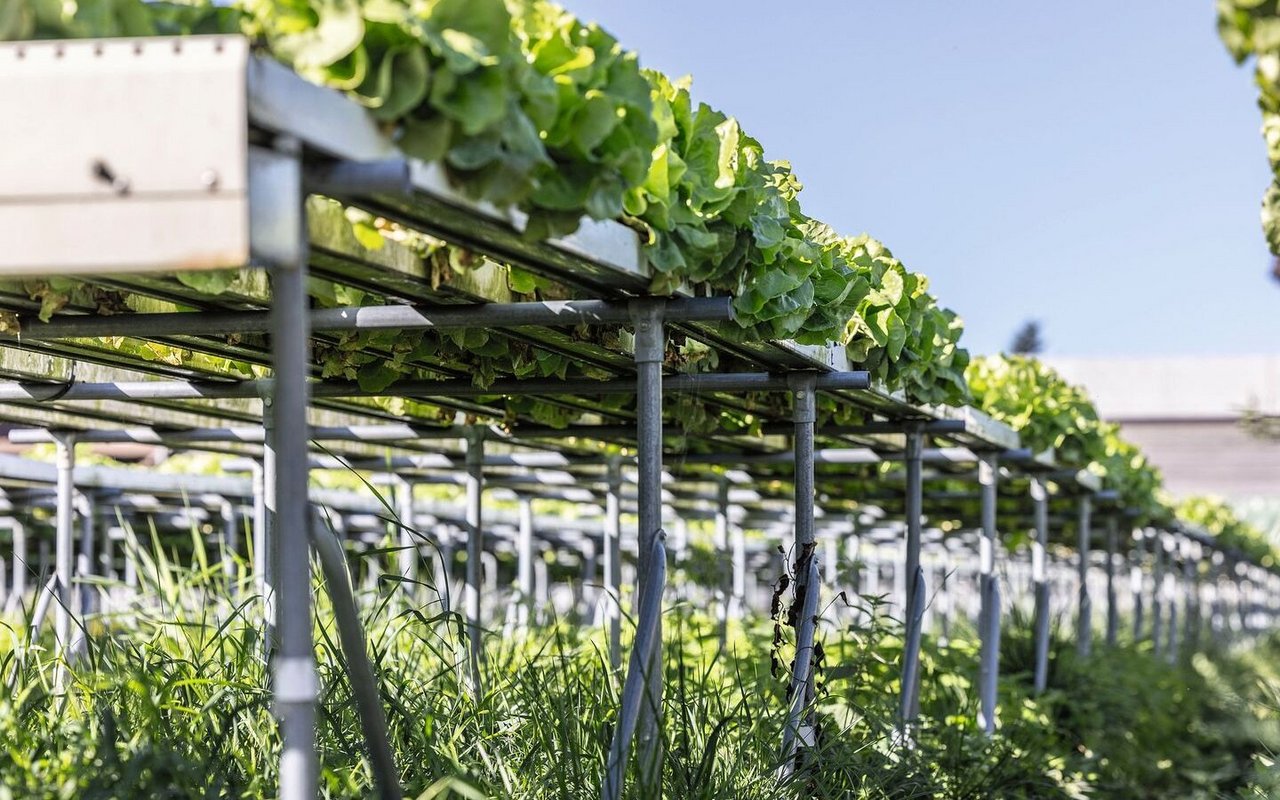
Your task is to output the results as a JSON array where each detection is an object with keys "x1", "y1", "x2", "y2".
[{"x1": 562, "y1": 0, "x2": 1280, "y2": 357}]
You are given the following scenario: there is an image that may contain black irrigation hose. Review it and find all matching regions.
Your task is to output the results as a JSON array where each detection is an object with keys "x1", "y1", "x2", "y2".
[{"x1": 309, "y1": 509, "x2": 402, "y2": 800}]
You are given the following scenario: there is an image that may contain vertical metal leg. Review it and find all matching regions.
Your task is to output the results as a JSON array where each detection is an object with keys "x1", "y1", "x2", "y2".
[
  {"x1": 1105, "y1": 515, "x2": 1118, "y2": 647},
  {"x1": 265, "y1": 136, "x2": 317, "y2": 800},
  {"x1": 1166, "y1": 536, "x2": 1180, "y2": 663},
  {"x1": 1184, "y1": 543, "x2": 1201, "y2": 653},
  {"x1": 715, "y1": 476, "x2": 730, "y2": 649},
  {"x1": 603, "y1": 535, "x2": 668, "y2": 800},
  {"x1": 70, "y1": 489, "x2": 95, "y2": 657},
  {"x1": 579, "y1": 539, "x2": 598, "y2": 620},
  {"x1": 464, "y1": 426, "x2": 485, "y2": 695},
  {"x1": 433, "y1": 522, "x2": 453, "y2": 613},
  {"x1": 780, "y1": 559, "x2": 820, "y2": 781},
  {"x1": 6, "y1": 520, "x2": 25, "y2": 614},
  {"x1": 38, "y1": 537, "x2": 50, "y2": 583},
  {"x1": 1031, "y1": 478, "x2": 1051, "y2": 694},
  {"x1": 76, "y1": 490, "x2": 95, "y2": 620},
  {"x1": 1131, "y1": 529, "x2": 1146, "y2": 641},
  {"x1": 123, "y1": 523, "x2": 137, "y2": 591},
  {"x1": 1152, "y1": 531, "x2": 1165, "y2": 658},
  {"x1": 898, "y1": 426, "x2": 925, "y2": 725},
  {"x1": 629, "y1": 299, "x2": 665, "y2": 793},
  {"x1": 782, "y1": 372, "x2": 819, "y2": 769},
  {"x1": 220, "y1": 499, "x2": 238, "y2": 591},
  {"x1": 977, "y1": 452, "x2": 999, "y2": 735},
  {"x1": 251, "y1": 459, "x2": 268, "y2": 607},
  {"x1": 1076, "y1": 495, "x2": 1093, "y2": 658},
  {"x1": 516, "y1": 497, "x2": 534, "y2": 630},
  {"x1": 396, "y1": 477, "x2": 418, "y2": 598},
  {"x1": 604, "y1": 458, "x2": 622, "y2": 669},
  {"x1": 534, "y1": 546, "x2": 549, "y2": 625},
  {"x1": 53, "y1": 433, "x2": 76, "y2": 680}
]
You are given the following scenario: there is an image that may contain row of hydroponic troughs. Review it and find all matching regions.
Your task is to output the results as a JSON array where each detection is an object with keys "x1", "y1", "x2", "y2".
[{"x1": 0, "y1": 0, "x2": 1271, "y2": 566}]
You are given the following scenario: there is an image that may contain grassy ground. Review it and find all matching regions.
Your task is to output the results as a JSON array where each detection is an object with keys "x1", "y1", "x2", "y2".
[{"x1": 0, "y1": 541, "x2": 1277, "y2": 799}]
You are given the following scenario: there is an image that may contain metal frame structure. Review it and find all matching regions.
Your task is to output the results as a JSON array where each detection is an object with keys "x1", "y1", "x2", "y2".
[{"x1": 0, "y1": 34, "x2": 1276, "y2": 800}]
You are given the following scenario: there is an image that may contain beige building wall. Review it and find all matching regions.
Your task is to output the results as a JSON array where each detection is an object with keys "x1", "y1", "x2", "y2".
[{"x1": 1044, "y1": 355, "x2": 1280, "y2": 503}]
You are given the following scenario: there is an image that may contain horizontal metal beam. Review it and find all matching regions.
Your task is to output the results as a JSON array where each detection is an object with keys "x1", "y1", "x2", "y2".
[
  {"x1": 9, "y1": 297, "x2": 734, "y2": 340},
  {"x1": 0, "y1": 369, "x2": 870, "y2": 404}
]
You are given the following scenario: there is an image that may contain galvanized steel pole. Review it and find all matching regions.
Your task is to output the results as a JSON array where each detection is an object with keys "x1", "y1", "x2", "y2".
[
  {"x1": 898, "y1": 426, "x2": 925, "y2": 725},
  {"x1": 1031, "y1": 478, "x2": 1051, "y2": 694},
  {"x1": 1152, "y1": 531, "x2": 1165, "y2": 658},
  {"x1": 630, "y1": 299, "x2": 665, "y2": 794},
  {"x1": 604, "y1": 457, "x2": 622, "y2": 670},
  {"x1": 517, "y1": 497, "x2": 535, "y2": 631},
  {"x1": 787, "y1": 372, "x2": 819, "y2": 761},
  {"x1": 1131, "y1": 529, "x2": 1146, "y2": 641},
  {"x1": 977, "y1": 452, "x2": 999, "y2": 734},
  {"x1": 7, "y1": 520, "x2": 26, "y2": 615},
  {"x1": 1076, "y1": 495, "x2": 1093, "y2": 658},
  {"x1": 53, "y1": 432, "x2": 76, "y2": 681},
  {"x1": 464, "y1": 426, "x2": 485, "y2": 696},
  {"x1": 266, "y1": 137, "x2": 318, "y2": 800},
  {"x1": 715, "y1": 476, "x2": 731, "y2": 650},
  {"x1": 1105, "y1": 515, "x2": 1118, "y2": 647},
  {"x1": 396, "y1": 477, "x2": 418, "y2": 597}
]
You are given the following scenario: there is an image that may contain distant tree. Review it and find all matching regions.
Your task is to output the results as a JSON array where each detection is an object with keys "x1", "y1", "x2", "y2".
[{"x1": 1009, "y1": 320, "x2": 1044, "y2": 355}]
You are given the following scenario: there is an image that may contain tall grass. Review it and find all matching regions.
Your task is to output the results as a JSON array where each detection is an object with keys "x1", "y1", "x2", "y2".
[{"x1": 1, "y1": 521, "x2": 1277, "y2": 799}]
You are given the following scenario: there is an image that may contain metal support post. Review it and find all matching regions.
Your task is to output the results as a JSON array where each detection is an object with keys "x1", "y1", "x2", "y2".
[
  {"x1": 977, "y1": 452, "x2": 999, "y2": 734},
  {"x1": 433, "y1": 522, "x2": 453, "y2": 613},
  {"x1": 1031, "y1": 478, "x2": 1051, "y2": 694},
  {"x1": 1185, "y1": 542, "x2": 1202, "y2": 656},
  {"x1": 516, "y1": 497, "x2": 534, "y2": 630},
  {"x1": 1076, "y1": 495, "x2": 1093, "y2": 657},
  {"x1": 6, "y1": 520, "x2": 25, "y2": 614},
  {"x1": 603, "y1": 533, "x2": 667, "y2": 800},
  {"x1": 715, "y1": 476, "x2": 731, "y2": 648},
  {"x1": 71, "y1": 489, "x2": 95, "y2": 657},
  {"x1": 780, "y1": 558, "x2": 821, "y2": 781},
  {"x1": 1131, "y1": 529, "x2": 1146, "y2": 640},
  {"x1": 604, "y1": 457, "x2": 622, "y2": 669},
  {"x1": 1152, "y1": 531, "x2": 1165, "y2": 658},
  {"x1": 786, "y1": 372, "x2": 819, "y2": 762},
  {"x1": 898, "y1": 425, "x2": 925, "y2": 725},
  {"x1": 1105, "y1": 515, "x2": 1118, "y2": 647},
  {"x1": 220, "y1": 499, "x2": 239, "y2": 590},
  {"x1": 1165, "y1": 537, "x2": 1180, "y2": 662},
  {"x1": 396, "y1": 477, "x2": 418, "y2": 597},
  {"x1": 629, "y1": 299, "x2": 665, "y2": 793},
  {"x1": 580, "y1": 538, "x2": 598, "y2": 621},
  {"x1": 265, "y1": 136, "x2": 317, "y2": 800},
  {"x1": 53, "y1": 432, "x2": 76, "y2": 680},
  {"x1": 464, "y1": 426, "x2": 485, "y2": 695}
]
